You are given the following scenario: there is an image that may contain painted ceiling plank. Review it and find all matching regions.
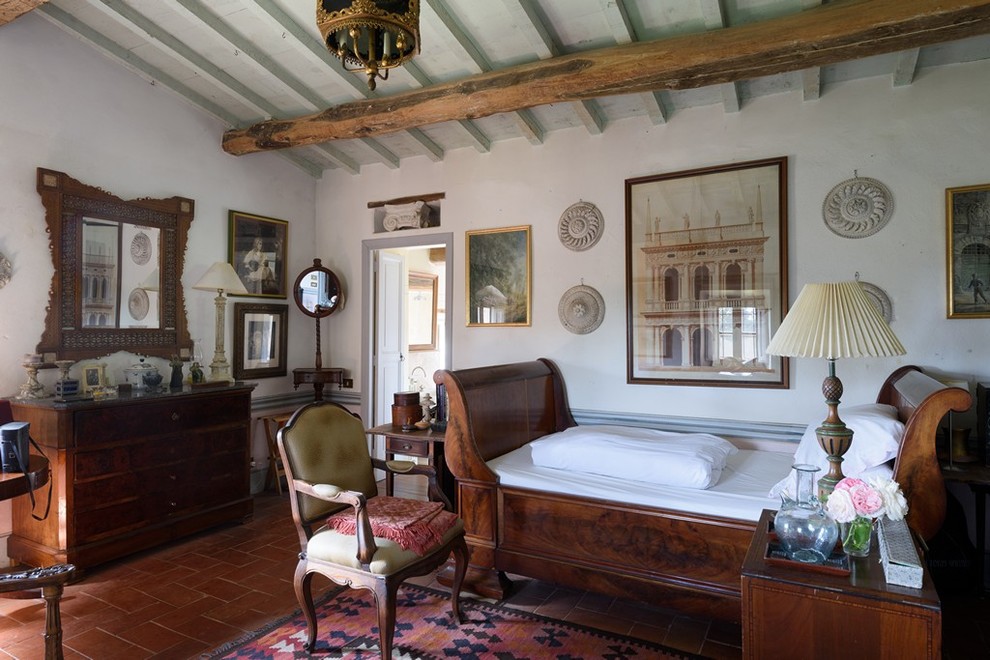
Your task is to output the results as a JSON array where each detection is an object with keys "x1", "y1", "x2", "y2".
[
  {"x1": 640, "y1": 92, "x2": 669, "y2": 124},
  {"x1": 313, "y1": 145, "x2": 359, "y2": 174},
  {"x1": 501, "y1": 0, "x2": 606, "y2": 137},
  {"x1": 894, "y1": 48, "x2": 921, "y2": 86},
  {"x1": 511, "y1": 110, "x2": 545, "y2": 145},
  {"x1": 171, "y1": 0, "x2": 324, "y2": 110},
  {"x1": 97, "y1": 0, "x2": 274, "y2": 118},
  {"x1": 802, "y1": 66, "x2": 822, "y2": 100},
  {"x1": 600, "y1": 0, "x2": 666, "y2": 124},
  {"x1": 720, "y1": 81, "x2": 741, "y2": 112},
  {"x1": 37, "y1": 2, "x2": 325, "y2": 175},
  {"x1": 223, "y1": 0, "x2": 990, "y2": 155},
  {"x1": 359, "y1": 138, "x2": 400, "y2": 169},
  {"x1": 406, "y1": 128, "x2": 444, "y2": 162}
]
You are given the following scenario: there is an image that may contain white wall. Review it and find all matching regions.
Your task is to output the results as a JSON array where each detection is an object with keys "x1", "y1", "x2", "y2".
[
  {"x1": 0, "y1": 14, "x2": 317, "y2": 400},
  {"x1": 316, "y1": 58, "x2": 990, "y2": 427}
]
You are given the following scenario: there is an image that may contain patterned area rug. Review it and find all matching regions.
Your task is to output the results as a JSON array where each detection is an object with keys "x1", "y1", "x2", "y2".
[{"x1": 206, "y1": 583, "x2": 700, "y2": 659}]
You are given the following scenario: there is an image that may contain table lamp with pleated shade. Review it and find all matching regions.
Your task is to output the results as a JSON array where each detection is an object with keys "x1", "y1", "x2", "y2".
[{"x1": 766, "y1": 281, "x2": 906, "y2": 496}]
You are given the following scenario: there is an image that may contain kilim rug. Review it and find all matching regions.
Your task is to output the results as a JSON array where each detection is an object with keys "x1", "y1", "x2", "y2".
[{"x1": 205, "y1": 583, "x2": 702, "y2": 659}]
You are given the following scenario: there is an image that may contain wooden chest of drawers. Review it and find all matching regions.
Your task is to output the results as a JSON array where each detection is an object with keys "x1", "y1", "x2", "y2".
[{"x1": 9, "y1": 384, "x2": 255, "y2": 569}]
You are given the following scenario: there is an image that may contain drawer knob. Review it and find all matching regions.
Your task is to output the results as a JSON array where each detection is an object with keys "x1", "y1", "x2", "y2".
[
  {"x1": 171, "y1": 412, "x2": 180, "y2": 421},
  {"x1": 169, "y1": 474, "x2": 177, "y2": 481},
  {"x1": 401, "y1": 443, "x2": 411, "y2": 450}
]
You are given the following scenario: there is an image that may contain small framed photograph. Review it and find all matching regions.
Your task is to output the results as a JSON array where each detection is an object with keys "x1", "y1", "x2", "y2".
[
  {"x1": 625, "y1": 156, "x2": 789, "y2": 388},
  {"x1": 228, "y1": 210, "x2": 288, "y2": 298},
  {"x1": 233, "y1": 303, "x2": 288, "y2": 379},
  {"x1": 466, "y1": 225, "x2": 531, "y2": 326},
  {"x1": 81, "y1": 363, "x2": 107, "y2": 393},
  {"x1": 947, "y1": 182, "x2": 990, "y2": 318}
]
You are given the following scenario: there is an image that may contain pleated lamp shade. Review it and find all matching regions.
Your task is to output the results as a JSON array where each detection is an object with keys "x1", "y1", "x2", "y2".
[{"x1": 766, "y1": 281, "x2": 906, "y2": 359}]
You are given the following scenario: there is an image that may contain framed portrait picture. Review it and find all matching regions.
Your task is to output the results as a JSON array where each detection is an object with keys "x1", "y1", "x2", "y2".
[
  {"x1": 625, "y1": 156, "x2": 789, "y2": 388},
  {"x1": 81, "y1": 363, "x2": 107, "y2": 393},
  {"x1": 466, "y1": 225, "x2": 531, "y2": 326},
  {"x1": 947, "y1": 182, "x2": 990, "y2": 318},
  {"x1": 228, "y1": 210, "x2": 288, "y2": 298},
  {"x1": 233, "y1": 303, "x2": 288, "y2": 379}
]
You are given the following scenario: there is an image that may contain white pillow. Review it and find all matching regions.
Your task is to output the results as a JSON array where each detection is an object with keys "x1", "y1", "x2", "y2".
[
  {"x1": 531, "y1": 425, "x2": 737, "y2": 490},
  {"x1": 768, "y1": 403, "x2": 904, "y2": 499}
]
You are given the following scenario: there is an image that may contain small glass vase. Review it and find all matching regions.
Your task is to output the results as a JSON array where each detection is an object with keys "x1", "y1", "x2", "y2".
[
  {"x1": 775, "y1": 464, "x2": 839, "y2": 563},
  {"x1": 841, "y1": 516, "x2": 874, "y2": 557}
]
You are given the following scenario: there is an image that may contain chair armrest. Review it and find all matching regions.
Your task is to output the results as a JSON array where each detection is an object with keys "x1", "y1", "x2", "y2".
[
  {"x1": 371, "y1": 458, "x2": 452, "y2": 511},
  {"x1": 294, "y1": 480, "x2": 378, "y2": 565}
]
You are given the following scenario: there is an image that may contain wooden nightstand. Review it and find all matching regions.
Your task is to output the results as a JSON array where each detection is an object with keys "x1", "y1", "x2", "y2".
[{"x1": 741, "y1": 509, "x2": 941, "y2": 659}]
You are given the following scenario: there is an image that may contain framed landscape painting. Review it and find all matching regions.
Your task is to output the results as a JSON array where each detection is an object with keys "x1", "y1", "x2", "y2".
[
  {"x1": 625, "y1": 156, "x2": 789, "y2": 388},
  {"x1": 466, "y1": 226, "x2": 531, "y2": 327}
]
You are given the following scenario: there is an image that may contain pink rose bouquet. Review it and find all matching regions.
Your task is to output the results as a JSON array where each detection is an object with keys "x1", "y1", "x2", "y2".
[{"x1": 824, "y1": 476, "x2": 908, "y2": 556}]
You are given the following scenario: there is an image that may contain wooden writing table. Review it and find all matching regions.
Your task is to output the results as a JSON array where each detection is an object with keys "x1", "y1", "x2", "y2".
[
  {"x1": 364, "y1": 423, "x2": 453, "y2": 506},
  {"x1": 741, "y1": 509, "x2": 940, "y2": 659}
]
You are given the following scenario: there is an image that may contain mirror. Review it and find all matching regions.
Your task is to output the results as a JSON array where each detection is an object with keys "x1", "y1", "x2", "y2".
[
  {"x1": 293, "y1": 258, "x2": 344, "y2": 318},
  {"x1": 408, "y1": 272, "x2": 438, "y2": 351},
  {"x1": 36, "y1": 168, "x2": 194, "y2": 361}
]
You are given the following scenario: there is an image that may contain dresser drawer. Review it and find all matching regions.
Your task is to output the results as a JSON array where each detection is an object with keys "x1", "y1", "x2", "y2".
[
  {"x1": 385, "y1": 436, "x2": 430, "y2": 457},
  {"x1": 73, "y1": 393, "x2": 250, "y2": 446}
]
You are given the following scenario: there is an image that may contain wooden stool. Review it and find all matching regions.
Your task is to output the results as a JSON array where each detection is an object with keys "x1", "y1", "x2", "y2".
[
  {"x1": 0, "y1": 564, "x2": 75, "y2": 660},
  {"x1": 260, "y1": 413, "x2": 293, "y2": 494}
]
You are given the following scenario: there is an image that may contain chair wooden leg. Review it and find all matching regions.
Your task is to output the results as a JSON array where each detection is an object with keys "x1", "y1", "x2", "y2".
[
  {"x1": 41, "y1": 582, "x2": 65, "y2": 660},
  {"x1": 294, "y1": 563, "x2": 318, "y2": 651},
  {"x1": 374, "y1": 582, "x2": 398, "y2": 658},
  {"x1": 449, "y1": 537, "x2": 469, "y2": 625}
]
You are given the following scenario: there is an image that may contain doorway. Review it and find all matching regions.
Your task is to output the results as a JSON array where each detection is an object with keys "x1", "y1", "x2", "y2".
[{"x1": 361, "y1": 233, "x2": 452, "y2": 442}]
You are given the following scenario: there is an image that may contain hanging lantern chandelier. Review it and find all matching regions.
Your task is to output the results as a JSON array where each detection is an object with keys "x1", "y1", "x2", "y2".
[{"x1": 317, "y1": 0, "x2": 420, "y2": 91}]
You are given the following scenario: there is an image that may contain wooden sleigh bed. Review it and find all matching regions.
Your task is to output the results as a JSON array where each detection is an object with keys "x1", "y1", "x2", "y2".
[{"x1": 435, "y1": 359, "x2": 971, "y2": 622}]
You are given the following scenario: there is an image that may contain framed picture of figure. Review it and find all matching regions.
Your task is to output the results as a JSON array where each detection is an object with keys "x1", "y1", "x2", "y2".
[
  {"x1": 228, "y1": 210, "x2": 288, "y2": 298},
  {"x1": 625, "y1": 157, "x2": 789, "y2": 388}
]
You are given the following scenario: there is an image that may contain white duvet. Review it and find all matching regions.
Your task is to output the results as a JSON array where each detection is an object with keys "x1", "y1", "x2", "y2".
[{"x1": 529, "y1": 424, "x2": 739, "y2": 489}]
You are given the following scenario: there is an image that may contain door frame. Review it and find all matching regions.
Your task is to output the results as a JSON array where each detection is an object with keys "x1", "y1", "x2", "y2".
[{"x1": 361, "y1": 232, "x2": 453, "y2": 427}]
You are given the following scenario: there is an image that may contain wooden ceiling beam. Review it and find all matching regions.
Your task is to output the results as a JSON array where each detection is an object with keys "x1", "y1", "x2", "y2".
[
  {"x1": 0, "y1": 0, "x2": 48, "y2": 25},
  {"x1": 223, "y1": 0, "x2": 990, "y2": 155}
]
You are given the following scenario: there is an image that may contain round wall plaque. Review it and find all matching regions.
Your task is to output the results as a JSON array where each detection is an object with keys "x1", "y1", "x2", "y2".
[
  {"x1": 822, "y1": 176, "x2": 894, "y2": 238},
  {"x1": 558, "y1": 201, "x2": 604, "y2": 251},
  {"x1": 558, "y1": 284, "x2": 605, "y2": 334},
  {"x1": 859, "y1": 281, "x2": 893, "y2": 323},
  {"x1": 128, "y1": 288, "x2": 150, "y2": 321},
  {"x1": 130, "y1": 231, "x2": 152, "y2": 265}
]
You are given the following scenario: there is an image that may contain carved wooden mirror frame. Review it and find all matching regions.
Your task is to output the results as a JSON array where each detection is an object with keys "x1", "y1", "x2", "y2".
[{"x1": 36, "y1": 168, "x2": 194, "y2": 361}]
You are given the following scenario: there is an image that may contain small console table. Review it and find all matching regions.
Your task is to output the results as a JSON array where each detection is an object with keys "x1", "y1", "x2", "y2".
[
  {"x1": 292, "y1": 367, "x2": 343, "y2": 401},
  {"x1": 365, "y1": 423, "x2": 453, "y2": 506},
  {"x1": 741, "y1": 509, "x2": 941, "y2": 659}
]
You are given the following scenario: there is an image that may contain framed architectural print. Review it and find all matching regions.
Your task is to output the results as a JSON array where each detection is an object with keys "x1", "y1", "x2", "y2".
[
  {"x1": 947, "y1": 182, "x2": 990, "y2": 318},
  {"x1": 228, "y1": 210, "x2": 288, "y2": 298},
  {"x1": 466, "y1": 225, "x2": 531, "y2": 326},
  {"x1": 233, "y1": 303, "x2": 288, "y2": 379},
  {"x1": 625, "y1": 156, "x2": 789, "y2": 388}
]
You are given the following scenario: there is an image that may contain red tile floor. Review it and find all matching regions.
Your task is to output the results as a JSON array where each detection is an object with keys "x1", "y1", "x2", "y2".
[{"x1": 1, "y1": 487, "x2": 988, "y2": 659}]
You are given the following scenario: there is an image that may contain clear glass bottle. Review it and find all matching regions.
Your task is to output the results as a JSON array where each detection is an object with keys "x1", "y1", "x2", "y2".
[{"x1": 774, "y1": 464, "x2": 839, "y2": 563}]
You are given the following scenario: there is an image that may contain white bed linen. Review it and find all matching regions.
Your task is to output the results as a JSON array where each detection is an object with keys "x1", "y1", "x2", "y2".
[{"x1": 488, "y1": 444, "x2": 792, "y2": 522}]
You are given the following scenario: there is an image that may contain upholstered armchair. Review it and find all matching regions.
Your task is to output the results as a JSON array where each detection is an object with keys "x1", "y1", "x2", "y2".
[{"x1": 277, "y1": 401, "x2": 468, "y2": 656}]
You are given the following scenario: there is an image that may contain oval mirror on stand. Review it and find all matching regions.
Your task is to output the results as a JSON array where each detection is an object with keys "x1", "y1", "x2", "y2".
[{"x1": 291, "y1": 259, "x2": 344, "y2": 400}]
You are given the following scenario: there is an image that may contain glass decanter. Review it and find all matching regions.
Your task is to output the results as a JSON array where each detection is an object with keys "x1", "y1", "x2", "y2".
[{"x1": 774, "y1": 463, "x2": 839, "y2": 563}]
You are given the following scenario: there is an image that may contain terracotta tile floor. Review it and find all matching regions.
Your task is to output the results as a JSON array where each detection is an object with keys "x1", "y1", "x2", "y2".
[{"x1": 0, "y1": 486, "x2": 987, "y2": 659}]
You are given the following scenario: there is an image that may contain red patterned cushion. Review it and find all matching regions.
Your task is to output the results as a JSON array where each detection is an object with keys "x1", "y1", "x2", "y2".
[{"x1": 326, "y1": 496, "x2": 457, "y2": 555}]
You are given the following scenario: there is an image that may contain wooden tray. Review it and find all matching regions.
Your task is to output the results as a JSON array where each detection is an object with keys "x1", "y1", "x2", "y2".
[{"x1": 764, "y1": 538, "x2": 851, "y2": 576}]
